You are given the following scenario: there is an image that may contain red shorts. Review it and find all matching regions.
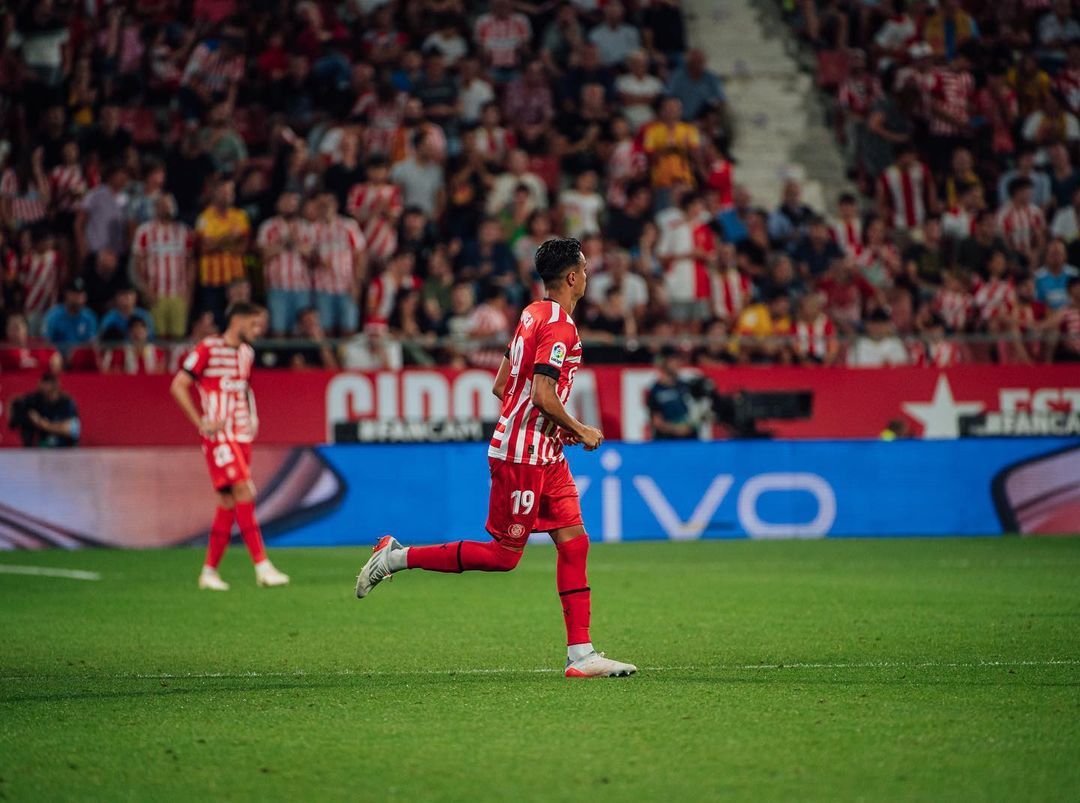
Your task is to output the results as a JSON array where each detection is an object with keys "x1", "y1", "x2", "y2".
[
  {"x1": 485, "y1": 457, "x2": 583, "y2": 548},
  {"x1": 201, "y1": 439, "x2": 252, "y2": 492}
]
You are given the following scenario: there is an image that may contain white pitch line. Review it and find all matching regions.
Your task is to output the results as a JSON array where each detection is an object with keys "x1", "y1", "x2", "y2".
[
  {"x1": 0, "y1": 658, "x2": 1077, "y2": 684},
  {"x1": 0, "y1": 565, "x2": 101, "y2": 581}
]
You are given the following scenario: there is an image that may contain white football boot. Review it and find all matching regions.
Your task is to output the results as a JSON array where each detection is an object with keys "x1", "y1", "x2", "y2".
[
  {"x1": 198, "y1": 567, "x2": 230, "y2": 591},
  {"x1": 255, "y1": 560, "x2": 290, "y2": 587},
  {"x1": 356, "y1": 535, "x2": 405, "y2": 599},
  {"x1": 564, "y1": 651, "x2": 638, "y2": 678}
]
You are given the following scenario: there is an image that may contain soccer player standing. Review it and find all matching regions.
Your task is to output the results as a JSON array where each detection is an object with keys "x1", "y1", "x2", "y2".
[
  {"x1": 169, "y1": 302, "x2": 290, "y2": 590},
  {"x1": 356, "y1": 238, "x2": 636, "y2": 678}
]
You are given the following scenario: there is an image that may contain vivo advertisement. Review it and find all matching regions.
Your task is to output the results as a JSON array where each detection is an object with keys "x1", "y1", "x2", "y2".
[{"x1": 2, "y1": 439, "x2": 1076, "y2": 550}]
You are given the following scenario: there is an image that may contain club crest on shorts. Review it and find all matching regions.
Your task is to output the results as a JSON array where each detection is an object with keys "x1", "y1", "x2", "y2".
[
  {"x1": 508, "y1": 523, "x2": 526, "y2": 539},
  {"x1": 549, "y1": 342, "x2": 567, "y2": 368}
]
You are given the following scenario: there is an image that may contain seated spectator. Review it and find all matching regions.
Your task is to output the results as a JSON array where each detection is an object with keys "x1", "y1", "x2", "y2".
[
  {"x1": 588, "y1": 248, "x2": 649, "y2": 321},
  {"x1": 98, "y1": 285, "x2": 154, "y2": 342},
  {"x1": 912, "y1": 313, "x2": 966, "y2": 367},
  {"x1": 589, "y1": 2, "x2": 641, "y2": 68},
  {"x1": 1054, "y1": 42, "x2": 1080, "y2": 115},
  {"x1": 767, "y1": 179, "x2": 814, "y2": 249},
  {"x1": 340, "y1": 327, "x2": 404, "y2": 370},
  {"x1": 367, "y1": 251, "x2": 421, "y2": 330},
  {"x1": 390, "y1": 132, "x2": 446, "y2": 219},
  {"x1": 942, "y1": 182, "x2": 984, "y2": 242},
  {"x1": 996, "y1": 177, "x2": 1047, "y2": 269},
  {"x1": 758, "y1": 252, "x2": 805, "y2": 304},
  {"x1": 736, "y1": 210, "x2": 771, "y2": 279},
  {"x1": 791, "y1": 216, "x2": 843, "y2": 281},
  {"x1": 924, "y1": 0, "x2": 978, "y2": 61},
  {"x1": 901, "y1": 217, "x2": 946, "y2": 290},
  {"x1": 791, "y1": 293, "x2": 839, "y2": 366},
  {"x1": 1051, "y1": 184, "x2": 1080, "y2": 256},
  {"x1": 956, "y1": 211, "x2": 1009, "y2": 278},
  {"x1": 540, "y1": 3, "x2": 585, "y2": 78},
  {"x1": 718, "y1": 184, "x2": 754, "y2": 245},
  {"x1": 486, "y1": 149, "x2": 548, "y2": 216},
  {"x1": 616, "y1": 51, "x2": 665, "y2": 132},
  {"x1": 647, "y1": 347, "x2": 696, "y2": 440},
  {"x1": 877, "y1": 145, "x2": 936, "y2": 235},
  {"x1": 7, "y1": 372, "x2": 80, "y2": 448},
  {"x1": 457, "y1": 218, "x2": 516, "y2": 288},
  {"x1": 413, "y1": 52, "x2": 460, "y2": 127},
  {"x1": 287, "y1": 307, "x2": 340, "y2": 370},
  {"x1": 732, "y1": 289, "x2": 793, "y2": 364},
  {"x1": 831, "y1": 192, "x2": 863, "y2": 258},
  {"x1": 1051, "y1": 276, "x2": 1080, "y2": 360},
  {"x1": 974, "y1": 249, "x2": 1019, "y2": 329},
  {"x1": 1037, "y1": 0, "x2": 1080, "y2": 70},
  {"x1": 1021, "y1": 92, "x2": 1080, "y2": 159},
  {"x1": 997, "y1": 148, "x2": 1052, "y2": 209},
  {"x1": 458, "y1": 57, "x2": 496, "y2": 126},
  {"x1": 422, "y1": 17, "x2": 468, "y2": 66},
  {"x1": 847, "y1": 308, "x2": 909, "y2": 367},
  {"x1": 389, "y1": 289, "x2": 438, "y2": 366},
  {"x1": 558, "y1": 170, "x2": 605, "y2": 239},
  {"x1": 941, "y1": 147, "x2": 981, "y2": 211},
  {"x1": 1035, "y1": 239, "x2": 1080, "y2": 310},
  {"x1": 101, "y1": 317, "x2": 166, "y2": 374},
  {"x1": 43, "y1": 278, "x2": 97, "y2": 351},
  {"x1": 666, "y1": 48, "x2": 726, "y2": 122},
  {"x1": 818, "y1": 257, "x2": 882, "y2": 334},
  {"x1": 0, "y1": 314, "x2": 60, "y2": 373},
  {"x1": 932, "y1": 270, "x2": 975, "y2": 333},
  {"x1": 1046, "y1": 143, "x2": 1080, "y2": 211}
]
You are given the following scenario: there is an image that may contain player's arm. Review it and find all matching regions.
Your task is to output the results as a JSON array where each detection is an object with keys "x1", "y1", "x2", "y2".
[
  {"x1": 531, "y1": 374, "x2": 603, "y2": 450},
  {"x1": 170, "y1": 369, "x2": 221, "y2": 437},
  {"x1": 247, "y1": 386, "x2": 259, "y2": 439},
  {"x1": 492, "y1": 356, "x2": 510, "y2": 400}
]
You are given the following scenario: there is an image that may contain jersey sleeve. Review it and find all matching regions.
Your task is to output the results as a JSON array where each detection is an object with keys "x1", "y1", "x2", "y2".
[
  {"x1": 533, "y1": 319, "x2": 578, "y2": 380},
  {"x1": 182, "y1": 341, "x2": 211, "y2": 379}
]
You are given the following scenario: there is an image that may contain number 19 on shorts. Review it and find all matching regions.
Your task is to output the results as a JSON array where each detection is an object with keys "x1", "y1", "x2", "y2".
[{"x1": 510, "y1": 489, "x2": 535, "y2": 514}]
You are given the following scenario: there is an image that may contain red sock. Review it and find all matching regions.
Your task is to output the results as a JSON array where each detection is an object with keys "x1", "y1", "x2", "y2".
[
  {"x1": 234, "y1": 501, "x2": 267, "y2": 564},
  {"x1": 556, "y1": 534, "x2": 591, "y2": 646},
  {"x1": 204, "y1": 506, "x2": 234, "y2": 569},
  {"x1": 407, "y1": 540, "x2": 522, "y2": 573}
]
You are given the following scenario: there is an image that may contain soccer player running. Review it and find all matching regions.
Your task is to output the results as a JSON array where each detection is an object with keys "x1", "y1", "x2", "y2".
[
  {"x1": 170, "y1": 302, "x2": 290, "y2": 590},
  {"x1": 356, "y1": 238, "x2": 636, "y2": 678}
]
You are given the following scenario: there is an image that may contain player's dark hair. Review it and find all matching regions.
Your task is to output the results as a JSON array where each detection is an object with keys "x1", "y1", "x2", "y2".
[
  {"x1": 224, "y1": 302, "x2": 264, "y2": 327},
  {"x1": 535, "y1": 237, "x2": 583, "y2": 285}
]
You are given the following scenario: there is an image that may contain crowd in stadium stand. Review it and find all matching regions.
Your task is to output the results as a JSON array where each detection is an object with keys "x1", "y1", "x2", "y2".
[{"x1": 0, "y1": 0, "x2": 1079, "y2": 377}]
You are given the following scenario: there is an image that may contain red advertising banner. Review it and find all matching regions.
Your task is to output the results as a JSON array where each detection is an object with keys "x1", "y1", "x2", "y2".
[{"x1": 2, "y1": 365, "x2": 1078, "y2": 447}]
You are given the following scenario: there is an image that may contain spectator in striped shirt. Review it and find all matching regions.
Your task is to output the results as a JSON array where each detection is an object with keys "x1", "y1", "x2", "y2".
[
  {"x1": 180, "y1": 32, "x2": 244, "y2": 119},
  {"x1": 1050, "y1": 276, "x2": 1080, "y2": 360},
  {"x1": 132, "y1": 194, "x2": 195, "y2": 340},
  {"x1": 996, "y1": 177, "x2": 1046, "y2": 268},
  {"x1": 257, "y1": 192, "x2": 315, "y2": 336},
  {"x1": 473, "y1": 0, "x2": 533, "y2": 82},
  {"x1": 312, "y1": 192, "x2": 367, "y2": 336}
]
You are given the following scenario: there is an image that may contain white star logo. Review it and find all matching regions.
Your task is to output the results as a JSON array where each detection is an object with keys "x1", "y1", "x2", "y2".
[{"x1": 902, "y1": 374, "x2": 985, "y2": 439}]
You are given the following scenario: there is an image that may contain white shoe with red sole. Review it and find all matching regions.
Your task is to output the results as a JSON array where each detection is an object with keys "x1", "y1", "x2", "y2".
[
  {"x1": 564, "y1": 651, "x2": 637, "y2": 678},
  {"x1": 356, "y1": 535, "x2": 404, "y2": 599}
]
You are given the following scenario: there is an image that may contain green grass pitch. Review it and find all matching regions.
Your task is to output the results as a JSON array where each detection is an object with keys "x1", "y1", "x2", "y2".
[{"x1": 1, "y1": 538, "x2": 1079, "y2": 802}]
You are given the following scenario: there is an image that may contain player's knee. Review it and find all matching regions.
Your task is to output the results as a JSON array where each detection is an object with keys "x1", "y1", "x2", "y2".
[{"x1": 492, "y1": 544, "x2": 523, "y2": 571}]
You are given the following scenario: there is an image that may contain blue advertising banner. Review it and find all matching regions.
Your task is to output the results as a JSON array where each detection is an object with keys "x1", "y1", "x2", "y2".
[{"x1": 269, "y1": 438, "x2": 1080, "y2": 546}]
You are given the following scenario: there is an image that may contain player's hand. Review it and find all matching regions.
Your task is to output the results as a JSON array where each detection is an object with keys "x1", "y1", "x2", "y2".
[
  {"x1": 558, "y1": 428, "x2": 581, "y2": 446},
  {"x1": 576, "y1": 425, "x2": 604, "y2": 451},
  {"x1": 198, "y1": 418, "x2": 224, "y2": 437}
]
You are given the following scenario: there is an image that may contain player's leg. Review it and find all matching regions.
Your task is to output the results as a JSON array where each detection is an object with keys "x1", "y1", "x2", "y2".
[
  {"x1": 541, "y1": 461, "x2": 636, "y2": 678},
  {"x1": 229, "y1": 444, "x2": 290, "y2": 587},
  {"x1": 354, "y1": 459, "x2": 536, "y2": 598},
  {"x1": 199, "y1": 489, "x2": 235, "y2": 591}
]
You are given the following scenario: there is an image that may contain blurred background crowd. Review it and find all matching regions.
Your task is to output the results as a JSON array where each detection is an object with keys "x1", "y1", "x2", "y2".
[{"x1": 1, "y1": 0, "x2": 1079, "y2": 376}]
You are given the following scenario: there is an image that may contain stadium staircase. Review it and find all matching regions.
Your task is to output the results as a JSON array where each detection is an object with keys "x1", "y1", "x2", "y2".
[{"x1": 684, "y1": 0, "x2": 852, "y2": 211}]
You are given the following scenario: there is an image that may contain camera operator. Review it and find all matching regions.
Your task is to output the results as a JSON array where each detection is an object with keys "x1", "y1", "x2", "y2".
[
  {"x1": 646, "y1": 347, "x2": 697, "y2": 440},
  {"x1": 8, "y1": 373, "x2": 81, "y2": 448}
]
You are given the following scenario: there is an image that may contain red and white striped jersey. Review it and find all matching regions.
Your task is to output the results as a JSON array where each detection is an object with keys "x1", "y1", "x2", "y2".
[
  {"x1": 793, "y1": 314, "x2": 836, "y2": 361},
  {"x1": 831, "y1": 218, "x2": 863, "y2": 257},
  {"x1": 0, "y1": 169, "x2": 48, "y2": 229},
  {"x1": 367, "y1": 271, "x2": 421, "y2": 326},
  {"x1": 182, "y1": 41, "x2": 244, "y2": 93},
  {"x1": 913, "y1": 339, "x2": 963, "y2": 367},
  {"x1": 102, "y1": 344, "x2": 167, "y2": 375},
  {"x1": 313, "y1": 216, "x2": 366, "y2": 294},
  {"x1": 933, "y1": 287, "x2": 975, "y2": 331},
  {"x1": 182, "y1": 336, "x2": 256, "y2": 444},
  {"x1": 132, "y1": 221, "x2": 194, "y2": 298},
  {"x1": 996, "y1": 202, "x2": 1045, "y2": 253},
  {"x1": 256, "y1": 216, "x2": 315, "y2": 292},
  {"x1": 489, "y1": 299, "x2": 581, "y2": 466},
  {"x1": 48, "y1": 164, "x2": 87, "y2": 212},
  {"x1": 474, "y1": 126, "x2": 516, "y2": 163},
  {"x1": 1054, "y1": 67, "x2": 1080, "y2": 114},
  {"x1": 973, "y1": 276, "x2": 1017, "y2": 322},
  {"x1": 1059, "y1": 306, "x2": 1080, "y2": 353},
  {"x1": 838, "y1": 74, "x2": 882, "y2": 116},
  {"x1": 20, "y1": 249, "x2": 63, "y2": 316},
  {"x1": 473, "y1": 12, "x2": 532, "y2": 69},
  {"x1": 879, "y1": 161, "x2": 932, "y2": 230},
  {"x1": 926, "y1": 68, "x2": 974, "y2": 136},
  {"x1": 710, "y1": 267, "x2": 752, "y2": 320},
  {"x1": 347, "y1": 182, "x2": 403, "y2": 224}
]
